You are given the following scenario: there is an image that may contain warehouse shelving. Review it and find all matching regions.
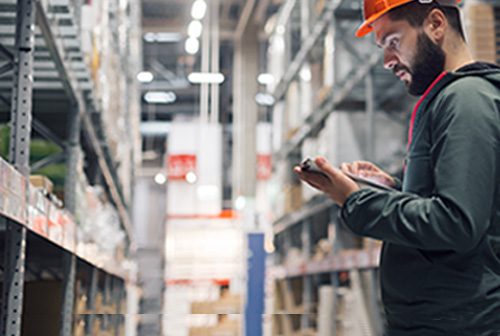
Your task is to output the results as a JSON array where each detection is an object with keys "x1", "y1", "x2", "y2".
[
  {"x1": 267, "y1": 1, "x2": 500, "y2": 335},
  {"x1": 266, "y1": 0, "x2": 410, "y2": 335},
  {"x1": 0, "y1": 0, "x2": 139, "y2": 334},
  {"x1": 270, "y1": 248, "x2": 380, "y2": 280}
]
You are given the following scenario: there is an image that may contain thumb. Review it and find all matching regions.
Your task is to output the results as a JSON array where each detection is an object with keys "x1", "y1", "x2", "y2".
[{"x1": 314, "y1": 157, "x2": 342, "y2": 180}]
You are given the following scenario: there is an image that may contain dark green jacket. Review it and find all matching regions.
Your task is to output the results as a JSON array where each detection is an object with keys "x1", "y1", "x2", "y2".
[{"x1": 341, "y1": 63, "x2": 500, "y2": 335}]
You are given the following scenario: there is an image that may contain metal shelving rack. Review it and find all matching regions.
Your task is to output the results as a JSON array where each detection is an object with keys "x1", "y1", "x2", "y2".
[
  {"x1": 266, "y1": 0, "x2": 412, "y2": 335},
  {"x1": 0, "y1": 0, "x2": 138, "y2": 334}
]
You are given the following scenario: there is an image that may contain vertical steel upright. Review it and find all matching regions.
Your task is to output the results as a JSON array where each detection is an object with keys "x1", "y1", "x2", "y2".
[
  {"x1": 60, "y1": 86, "x2": 81, "y2": 335},
  {"x1": 1, "y1": 0, "x2": 35, "y2": 334},
  {"x1": 60, "y1": 252, "x2": 76, "y2": 336},
  {"x1": 113, "y1": 277, "x2": 124, "y2": 336},
  {"x1": 86, "y1": 267, "x2": 99, "y2": 335}
]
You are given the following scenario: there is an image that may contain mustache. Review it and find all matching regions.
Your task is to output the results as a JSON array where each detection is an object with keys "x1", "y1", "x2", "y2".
[{"x1": 393, "y1": 65, "x2": 411, "y2": 75}]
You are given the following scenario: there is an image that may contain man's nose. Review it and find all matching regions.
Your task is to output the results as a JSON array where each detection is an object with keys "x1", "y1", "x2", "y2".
[{"x1": 383, "y1": 50, "x2": 398, "y2": 70}]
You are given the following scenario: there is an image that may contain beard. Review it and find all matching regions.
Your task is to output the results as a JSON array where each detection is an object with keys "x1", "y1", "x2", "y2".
[{"x1": 394, "y1": 32, "x2": 446, "y2": 96}]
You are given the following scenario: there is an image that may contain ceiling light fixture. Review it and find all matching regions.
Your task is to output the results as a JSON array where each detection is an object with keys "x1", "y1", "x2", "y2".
[
  {"x1": 257, "y1": 73, "x2": 274, "y2": 85},
  {"x1": 188, "y1": 72, "x2": 225, "y2": 84},
  {"x1": 187, "y1": 20, "x2": 203, "y2": 38},
  {"x1": 143, "y1": 32, "x2": 182, "y2": 43},
  {"x1": 137, "y1": 71, "x2": 154, "y2": 83},
  {"x1": 185, "y1": 37, "x2": 200, "y2": 55},
  {"x1": 255, "y1": 93, "x2": 276, "y2": 106},
  {"x1": 191, "y1": 0, "x2": 207, "y2": 20},
  {"x1": 144, "y1": 91, "x2": 177, "y2": 104}
]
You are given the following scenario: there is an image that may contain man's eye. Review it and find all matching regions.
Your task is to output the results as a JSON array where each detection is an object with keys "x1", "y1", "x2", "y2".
[{"x1": 389, "y1": 39, "x2": 398, "y2": 48}]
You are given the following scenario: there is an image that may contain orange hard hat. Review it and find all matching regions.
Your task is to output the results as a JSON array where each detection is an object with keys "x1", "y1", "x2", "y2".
[{"x1": 356, "y1": 0, "x2": 462, "y2": 38}]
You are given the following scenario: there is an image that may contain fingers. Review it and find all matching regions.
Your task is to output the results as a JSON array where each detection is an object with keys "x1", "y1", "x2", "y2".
[
  {"x1": 296, "y1": 156, "x2": 361, "y2": 206},
  {"x1": 294, "y1": 164, "x2": 330, "y2": 191},
  {"x1": 339, "y1": 162, "x2": 352, "y2": 173}
]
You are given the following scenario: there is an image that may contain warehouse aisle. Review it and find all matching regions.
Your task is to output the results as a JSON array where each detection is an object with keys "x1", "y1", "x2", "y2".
[{"x1": 0, "y1": 0, "x2": 498, "y2": 335}]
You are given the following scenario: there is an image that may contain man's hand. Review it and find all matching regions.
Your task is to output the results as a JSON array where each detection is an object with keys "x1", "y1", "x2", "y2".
[
  {"x1": 294, "y1": 156, "x2": 360, "y2": 206},
  {"x1": 339, "y1": 161, "x2": 396, "y2": 188}
]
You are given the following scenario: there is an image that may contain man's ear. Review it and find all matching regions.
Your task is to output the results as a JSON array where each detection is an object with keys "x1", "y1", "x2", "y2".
[{"x1": 424, "y1": 8, "x2": 447, "y2": 42}]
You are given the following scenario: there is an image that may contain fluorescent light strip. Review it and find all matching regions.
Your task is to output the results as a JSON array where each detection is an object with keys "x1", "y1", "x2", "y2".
[
  {"x1": 187, "y1": 20, "x2": 203, "y2": 38},
  {"x1": 188, "y1": 72, "x2": 225, "y2": 84},
  {"x1": 144, "y1": 91, "x2": 176, "y2": 104},
  {"x1": 185, "y1": 37, "x2": 200, "y2": 55},
  {"x1": 191, "y1": 0, "x2": 207, "y2": 20}
]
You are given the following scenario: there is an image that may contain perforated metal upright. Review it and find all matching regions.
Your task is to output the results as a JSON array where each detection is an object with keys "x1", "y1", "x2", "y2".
[
  {"x1": 1, "y1": 0, "x2": 35, "y2": 335},
  {"x1": 85, "y1": 267, "x2": 99, "y2": 335},
  {"x1": 60, "y1": 101, "x2": 80, "y2": 336},
  {"x1": 60, "y1": 252, "x2": 76, "y2": 336}
]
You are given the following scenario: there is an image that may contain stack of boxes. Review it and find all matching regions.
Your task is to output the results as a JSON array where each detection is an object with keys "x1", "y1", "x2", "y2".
[{"x1": 187, "y1": 286, "x2": 242, "y2": 336}]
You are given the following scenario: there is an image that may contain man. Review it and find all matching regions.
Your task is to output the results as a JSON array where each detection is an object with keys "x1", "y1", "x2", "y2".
[{"x1": 295, "y1": 0, "x2": 500, "y2": 335}]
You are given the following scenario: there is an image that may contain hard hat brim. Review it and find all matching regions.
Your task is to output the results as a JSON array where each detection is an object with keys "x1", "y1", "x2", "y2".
[{"x1": 355, "y1": 9, "x2": 388, "y2": 38}]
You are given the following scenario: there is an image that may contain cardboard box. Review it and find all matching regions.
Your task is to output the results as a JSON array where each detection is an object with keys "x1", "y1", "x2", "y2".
[
  {"x1": 191, "y1": 301, "x2": 216, "y2": 314},
  {"x1": 212, "y1": 317, "x2": 239, "y2": 336},
  {"x1": 73, "y1": 318, "x2": 86, "y2": 336},
  {"x1": 284, "y1": 184, "x2": 303, "y2": 214},
  {"x1": 189, "y1": 327, "x2": 214, "y2": 336},
  {"x1": 214, "y1": 294, "x2": 242, "y2": 314},
  {"x1": 29, "y1": 174, "x2": 54, "y2": 194},
  {"x1": 75, "y1": 294, "x2": 88, "y2": 315}
]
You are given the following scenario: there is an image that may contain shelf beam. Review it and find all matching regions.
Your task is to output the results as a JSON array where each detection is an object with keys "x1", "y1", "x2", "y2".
[
  {"x1": 30, "y1": 150, "x2": 66, "y2": 172},
  {"x1": 0, "y1": 62, "x2": 13, "y2": 76},
  {"x1": 0, "y1": 43, "x2": 14, "y2": 62},
  {"x1": 0, "y1": 93, "x2": 10, "y2": 106},
  {"x1": 32, "y1": 117, "x2": 67, "y2": 150}
]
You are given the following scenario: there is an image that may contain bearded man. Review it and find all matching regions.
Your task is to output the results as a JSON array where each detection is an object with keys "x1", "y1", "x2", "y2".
[{"x1": 295, "y1": 0, "x2": 500, "y2": 335}]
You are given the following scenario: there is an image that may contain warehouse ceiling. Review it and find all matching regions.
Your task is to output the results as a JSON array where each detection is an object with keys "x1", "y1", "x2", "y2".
[{"x1": 139, "y1": 0, "x2": 282, "y2": 166}]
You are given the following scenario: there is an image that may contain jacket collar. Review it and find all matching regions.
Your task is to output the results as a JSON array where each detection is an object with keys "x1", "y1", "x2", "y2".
[{"x1": 407, "y1": 71, "x2": 457, "y2": 149}]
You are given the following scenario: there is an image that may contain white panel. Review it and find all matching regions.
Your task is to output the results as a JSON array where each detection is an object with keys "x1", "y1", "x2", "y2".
[
  {"x1": 165, "y1": 219, "x2": 244, "y2": 281},
  {"x1": 166, "y1": 181, "x2": 198, "y2": 216},
  {"x1": 256, "y1": 122, "x2": 272, "y2": 155},
  {"x1": 168, "y1": 122, "x2": 198, "y2": 155},
  {"x1": 163, "y1": 285, "x2": 191, "y2": 336},
  {"x1": 197, "y1": 123, "x2": 222, "y2": 215}
]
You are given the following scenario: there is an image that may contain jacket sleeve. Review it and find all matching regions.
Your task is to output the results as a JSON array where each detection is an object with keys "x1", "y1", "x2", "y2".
[{"x1": 341, "y1": 82, "x2": 500, "y2": 252}]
